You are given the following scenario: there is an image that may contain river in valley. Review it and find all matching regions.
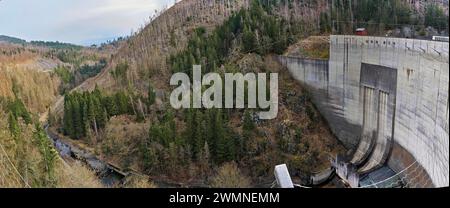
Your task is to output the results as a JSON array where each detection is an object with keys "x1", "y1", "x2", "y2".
[
  {"x1": 45, "y1": 127, "x2": 127, "y2": 187},
  {"x1": 45, "y1": 127, "x2": 204, "y2": 188}
]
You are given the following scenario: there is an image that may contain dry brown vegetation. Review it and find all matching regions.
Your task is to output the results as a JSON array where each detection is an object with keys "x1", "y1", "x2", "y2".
[
  {"x1": 50, "y1": 0, "x2": 332, "y2": 123},
  {"x1": 75, "y1": 0, "x2": 330, "y2": 94},
  {"x1": 54, "y1": 161, "x2": 103, "y2": 188},
  {"x1": 210, "y1": 162, "x2": 251, "y2": 188},
  {"x1": 0, "y1": 44, "x2": 61, "y2": 113},
  {"x1": 0, "y1": 109, "x2": 101, "y2": 188},
  {"x1": 0, "y1": 42, "x2": 110, "y2": 188},
  {"x1": 284, "y1": 36, "x2": 330, "y2": 59},
  {"x1": 45, "y1": 0, "x2": 342, "y2": 187},
  {"x1": 227, "y1": 55, "x2": 345, "y2": 179},
  {"x1": 122, "y1": 174, "x2": 156, "y2": 188},
  {"x1": 98, "y1": 115, "x2": 150, "y2": 169},
  {"x1": 0, "y1": 66, "x2": 60, "y2": 114},
  {"x1": 1, "y1": 40, "x2": 116, "y2": 118},
  {"x1": 85, "y1": 54, "x2": 345, "y2": 186}
]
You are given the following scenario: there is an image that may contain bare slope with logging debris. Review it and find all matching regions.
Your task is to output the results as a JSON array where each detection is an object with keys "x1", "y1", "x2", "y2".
[{"x1": 75, "y1": 0, "x2": 330, "y2": 93}]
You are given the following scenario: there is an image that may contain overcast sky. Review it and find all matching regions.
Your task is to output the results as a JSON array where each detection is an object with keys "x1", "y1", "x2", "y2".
[{"x1": 0, "y1": 0, "x2": 173, "y2": 45}]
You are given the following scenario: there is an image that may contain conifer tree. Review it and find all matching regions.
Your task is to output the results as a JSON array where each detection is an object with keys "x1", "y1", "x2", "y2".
[
  {"x1": 242, "y1": 25, "x2": 256, "y2": 52},
  {"x1": 8, "y1": 98, "x2": 32, "y2": 125},
  {"x1": 167, "y1": 142, "x2": 179, "y2": 171},
  {"x1": 98, "y1": 108, "x2": 108, "y2": 129},
  {"x1": 165, "y1": 109, "x2": 177, "y2": 144},
  {"x1": 81, "y1": 96, "x2": 88, "y2": 137},
  {"x1": 202, "y1": 141, "x2": 210, "y2": 164},
  {"x1": 63, "y1": 96, "x2": 74, "y2": 137},
  {"x1": 115, "y1": 91, "x2": 130, "y2": 115},
  {"x1": 184, "y1": 108, "x2": 195, "y2": 153},
  {"x1": 8, "y1": 112, "x2": 20, "y2": 137},
  {"x1": 72, "y1": 99, "x2": 82, "y2": 139},
  {"x1": 198, "y1": 141, "x2": 211, "y2": 178},
  {"x1": 243, "y1": 111, "x2": 255, "y2": 131},
  {"x1": 206, "y1": 109, "x2": 217, "y2": 157},
  {"x1": 241, "y1": 112, "x2": 254, "y2": 154},
  {"x1": 202, "y1": 111, "x2": 213, "y2": 155},
  {"x1": 87, "y1": 96, "x2": 98, "y2": 135},
  {"x1": 214, "y1": 110, "x2": 228, "y2": 163},
  {"x1": 142, "y1": 144, "x2": 158, "y2": 171},
  {"x1": 148, "y1": 83, "x2": 156, "y2": 107},
  {"x1": 193, "y1": 110, "x2": 204, "y2": 159},
  {"x1": 48, "y1": 108, "x2": 56, "y2": 127},
  {"x1": 34, "y1": 124, "x2": 57, "y2": 187},
  {"x1": 94, "y1": 98, "x2": 105, "y2": 129},
  {"x1": 105, "y1": 96, "x2": 118, "y2": 116}
]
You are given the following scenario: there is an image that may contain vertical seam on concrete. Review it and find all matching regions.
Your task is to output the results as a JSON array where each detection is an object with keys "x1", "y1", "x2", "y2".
[{"x1": 435, "y1": 69, "x2": 440, "y2": 124}]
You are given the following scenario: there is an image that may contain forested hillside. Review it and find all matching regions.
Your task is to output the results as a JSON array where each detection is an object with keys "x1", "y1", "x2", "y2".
[
  {"x1": 51, "y1": 0, "x2": 345, "y2": 187},
  {"x1": 75, "y1": 0, "x2": 330, "y2": 93},
  {"x1": 331, "y1": 0, "x2": 449, "y2": 35},
  {"x1": 0, "y1": 0, "x2": 447, "y2": 188},
  {"x1": 0, "y1": 38, "x2": 114, "y2": 113},
  {"x1": 0, "y1": 35, "x2": 27, "y2": 44},
  {"x1": 2, "y1": 0, "x2": 442, "y2": 188},
  {"x1": 0, "y1": 37, "x2": 116, "y2": 187},
  {"x1": 0, "y1": 84, "x2": 101, "y2": 187},
  {"x1": 0, "y1": 43, "x2": 61, "y2": 113},
  {"x1": 70, "y1": 0, "x2": 448, "y2": 97}
]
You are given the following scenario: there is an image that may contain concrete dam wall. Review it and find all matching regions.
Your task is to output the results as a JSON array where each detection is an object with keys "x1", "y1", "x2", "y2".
[{"x1": 279, "y1": 35, "x2": 449, "y2": 187}]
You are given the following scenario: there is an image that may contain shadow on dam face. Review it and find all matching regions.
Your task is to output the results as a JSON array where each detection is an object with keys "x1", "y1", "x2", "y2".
[{"x1": 278, "y1": 35, "x2": 449, "y2": 187}]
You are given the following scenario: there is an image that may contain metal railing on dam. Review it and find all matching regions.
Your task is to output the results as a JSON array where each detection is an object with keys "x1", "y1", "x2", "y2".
[{"x1": 278, "y1": 35, "x2": 449, "y2": 187}]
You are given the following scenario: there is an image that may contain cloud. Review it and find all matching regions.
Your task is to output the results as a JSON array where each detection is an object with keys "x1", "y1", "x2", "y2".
[
  {"x1": 0, "y1": 0, "x2": 173, "y2": 45},
  {"x1": 64, "y1": 0, "x2": 164, "y2": 22},
  {"x1": 55, "y1": 0, "x2": 173, "y2": 44}
]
